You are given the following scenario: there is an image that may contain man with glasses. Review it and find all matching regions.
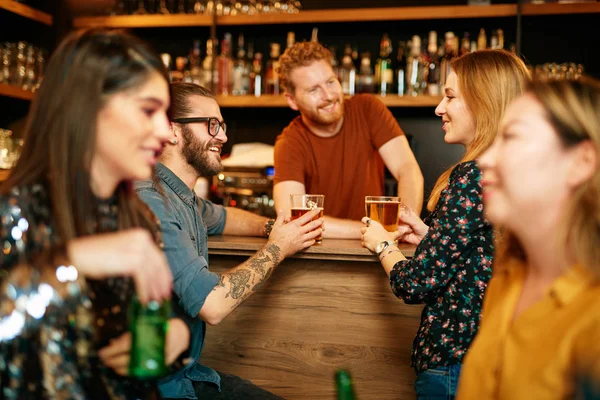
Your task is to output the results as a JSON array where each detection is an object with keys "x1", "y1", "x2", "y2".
[{"x1": 136, "y1": 82, "x2": 323, "y2": 400}]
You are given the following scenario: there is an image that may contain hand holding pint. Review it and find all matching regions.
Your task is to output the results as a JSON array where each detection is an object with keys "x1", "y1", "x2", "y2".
[{"x1": 290, "y1": 194, "x2": 325, "y2": 243}]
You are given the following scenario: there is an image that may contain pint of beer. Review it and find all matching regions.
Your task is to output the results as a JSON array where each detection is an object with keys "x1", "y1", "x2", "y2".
[
  {"x1": 365, "y1": 196, "x2": 400, "y2": 232},
  {"x1": 290, "y1": 194, "x2": 324, "y2": 243}
]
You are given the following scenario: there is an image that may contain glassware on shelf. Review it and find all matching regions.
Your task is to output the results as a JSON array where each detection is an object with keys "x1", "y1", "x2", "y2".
[
  {"x1": 0, "y1": 129, "x2": 14, "y2": 170},
  {"x1": 193, "y1": 0, "x2": 205, "y2": 13},
  {"x1": 532, "y1": 62, "x2": 585, "y2": 81}
]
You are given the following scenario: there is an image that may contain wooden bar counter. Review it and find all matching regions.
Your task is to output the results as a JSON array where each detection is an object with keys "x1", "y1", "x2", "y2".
[{"x1": 201, "y1": 236, "x2": 422, "y2": 399}]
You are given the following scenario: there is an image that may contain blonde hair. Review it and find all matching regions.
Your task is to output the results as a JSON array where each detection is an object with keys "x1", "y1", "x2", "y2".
[
  {"x1": 277, "y1": 41, "x2": 332, "y2": 94},
  {"x1": 497, "y1": 78, "x2": 600, "y2": 276},
  {"x1": 427, "y1": 50, "x2": 531, "y2": 211}
]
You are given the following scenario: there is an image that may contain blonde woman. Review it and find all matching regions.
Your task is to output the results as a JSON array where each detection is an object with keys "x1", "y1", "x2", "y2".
[
  {"x1": 457, "y1": 78, "x2": 600, "y2": 399},
  {"x1": 361, "y1": 50, "x2": 530, "y2": 399}
]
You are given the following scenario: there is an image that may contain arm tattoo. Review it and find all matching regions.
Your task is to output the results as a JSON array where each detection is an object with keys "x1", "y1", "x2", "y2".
[
  {"x1": 212, "y1": 274, "x2": 226, "y2": 291},
  {"x1": 226, "y1": 269, "x2": 252, "y2": 299}
]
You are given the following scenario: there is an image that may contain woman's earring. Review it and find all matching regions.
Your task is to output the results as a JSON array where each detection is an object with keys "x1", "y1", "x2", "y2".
[{"x1": 170, "y1": 138, "x2": 178, "y2": 145}]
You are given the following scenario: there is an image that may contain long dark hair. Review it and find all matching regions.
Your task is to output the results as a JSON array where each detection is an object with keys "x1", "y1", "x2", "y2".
[{"x1": 1, "y1": 28, "x2": 168, "y2": 240}]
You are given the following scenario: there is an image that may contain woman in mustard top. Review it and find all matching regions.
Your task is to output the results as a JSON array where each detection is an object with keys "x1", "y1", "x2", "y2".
[{"x1": 457, "y1": 79, "x2": 600, "y2": 399}]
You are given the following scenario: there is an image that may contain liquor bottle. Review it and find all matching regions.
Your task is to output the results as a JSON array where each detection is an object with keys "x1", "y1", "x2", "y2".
[
  {"x1": 356, "y1": 52, "x2": 375, "y2": 94},
  {"x1": 286, "y1": 31, "x2": 295, "y2": 50},
  {"x1": 311, "y1": 27, "x2": 319, "y2": 43},
  {"x1": 329, "y1": 46, "x2": 340, "y2": 80},
  {"x1": 375, "y1": 33, "x2": 393, "y2": 96},
  {"x1": 265, "y1": 43, "x2": 281, "y2": 95},
  {"x1": 188, "y1": 40, "x2": 202, "y2": 85},
  {"x1": 497, "y1": 29, "x2": 505, "y2": 50},
  {"x1": 425, "y1": 31, "x2": 440, "y2": 96},
  {"x1": 396, "y1": 41, "x2": 406, "y2": 96},
  {"x1": 171, "y1": 56, "x2": 187, "y2": 83},
  {"x1": 460, "y1": 32, "x2": 471, "y2": 56},
  {"x1": 439, "y1": 31, "x2": 456, "y2": 88},
  {"x1": 201, "y1": 39, "x2": 217, "y2": 90},
  {"x1": 405, "y1": 35, "x2": 425, "y2": 96},
  {"x1": 490, "y1": 32, "x2": 499, "y2": 50},
  {"x1": 232, "y1": 34, "x2": 250, "y2": 95},
  {"x1": 339, "y1": 44, "x2": 356, "y2": 96},
  {"x1": 128, "y1": 297, "x2": 170, "y2": 378},
  {"x1": 217, "y1": 33, "x2": 233, "y2": 95},
  {"x1": 477, "y1": 28, "x2": 487, "y2": 51},
  {"x1": 335, "y1": 369, "x2": 356, "y2": 400},
  {"x1": 249, "y1": 52, "x2": 263, "y2": 97}
]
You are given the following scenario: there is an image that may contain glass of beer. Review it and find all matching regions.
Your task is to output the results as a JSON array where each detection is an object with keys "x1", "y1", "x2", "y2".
[
  {"x1": 365, "y1": 196, "x2": 400, "y2": 232},
  {"x1": 290, "y1": 194, "x2": 324, "y2": 243}
]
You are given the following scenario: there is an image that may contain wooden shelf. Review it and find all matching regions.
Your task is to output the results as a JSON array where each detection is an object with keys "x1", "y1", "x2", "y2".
[
  {"x1": 218, "y1": 5, "x2": 517, "y2": 25},
  {"x1": 74, "y1": 4, "x2": 516, "y2": 28},
  {"x1": 522, "y1": 2, "x2": 600, "y2": 16},
  {"x1": 73, "y1": 13, "x2": 212, "y2": 28},
  {"x1": 0, "y1": 169, "x2": 9, "y2": 182},
  {"x1": 216, "y1": 94, "x2": 442, "y2": 108},
  {"x1": 0, "y1": 0, "x2": 52, "y2": 25},
  {"x1": 0, "y1": 83, "x2": 34, "y2": 101}
]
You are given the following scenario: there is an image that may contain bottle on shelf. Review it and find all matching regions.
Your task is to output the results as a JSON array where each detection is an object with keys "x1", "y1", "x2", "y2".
[
  {"x1": 375, "y1": 33, "x2": 393, "y2": 96},
  {"x1": 335, "y1": 369, "x2": 356, "y2": 400},
  {"x1": 171, "y1": 56, "x2": 187, "y2": 83},
  {"x1": 439, "y1": 31, "x2": 457, "y2": 89},
  {"x1": 490, "y1": 30, "x2": 499, "y2": 50},
  {"x1": 477, "y1": 28, "x2": 487, "y2": 51},
  {"x1": 396, "y1": 41, "x2": 406, "y2": 96},
  {"x1": 249, "y1": 52, "x2": 263, "y2": 97},
  {"x1": 425, "y1": 31, "x2": 441, "y2": 96},
  {"x1": 405, "y1": 35, "x2": 425, "y2": 97},
  {"x1": 217, "y1": 33, "x2": 233, "y2": 95},
  {"x1": 460, "y1": 32, "x2": 471, "y2": 56},
  {"x1": 202, "y1": 38, "x2": 217, "y2": 91},
  {"x1": 329, "y1": 46, "x2": 340, "y2": 80},
  {"x1": 188, "y1": 40, "x2": 202, "y2": 85},
  {"x1": 339, "y1": 44, "x2": 356, "y2": 96},
  {"x1": 232, "y1": 34, "x2": 250, "y2": 95},
  {"x1": 356, "y1": 52, "x2": 375, "y2": 94},
  {"x1": 286, "y1": 31, "x2": 296, "y2": 50},
  {"x1": 497, "y1": 29, "x2": 505, "y2": 50},
  {"x1": 311, "y1": 27, "x2": 319, "y2": 43},
  {"x1": 265, "y1": 43, "x2": 281, "y2": 95}
]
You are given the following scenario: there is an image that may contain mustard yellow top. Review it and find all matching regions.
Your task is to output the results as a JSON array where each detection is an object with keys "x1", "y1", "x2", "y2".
[{"x1": 457, "y1": 262, "x2": 600, "y2": 399}]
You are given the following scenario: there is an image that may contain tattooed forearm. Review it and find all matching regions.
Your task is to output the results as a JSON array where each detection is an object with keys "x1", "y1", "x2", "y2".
[
  {"x1": 226, "y1": 269, "x2": 251, "y2": 299},
  {"x1": 212, "y1": 244, "x2": 284, "y2": 310}
]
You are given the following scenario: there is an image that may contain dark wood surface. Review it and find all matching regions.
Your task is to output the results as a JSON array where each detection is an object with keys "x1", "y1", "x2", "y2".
[
  {"x1": 202, "y1": 238, "x2": 422, "y2": 399},
  {"x1": 208, "y1": 235, "x2": 415, "y2": 262}
]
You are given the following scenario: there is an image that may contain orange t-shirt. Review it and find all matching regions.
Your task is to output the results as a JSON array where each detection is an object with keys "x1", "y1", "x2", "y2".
[{"x1": 274, "y1": 94, "x2": 404, "y2": 221}]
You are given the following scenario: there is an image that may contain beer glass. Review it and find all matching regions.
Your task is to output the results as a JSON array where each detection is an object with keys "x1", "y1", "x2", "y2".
[
  {"x1": 290, "y1": 194, "x2": 324, "y2": 243},
  {"x1": 365, "y1": 196, "x2": 400, "y2": 232}
]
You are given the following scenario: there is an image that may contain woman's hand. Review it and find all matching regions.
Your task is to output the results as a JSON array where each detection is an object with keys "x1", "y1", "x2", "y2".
[
  {"x1": 397, "y1": 207, "x2": 429, "y2": 245},
  {"x1": 67, "y1": 229, "x2": 173, "y2": 305},
  {"x1": 360, "y1": 217, "x2": 400, "y2": 253},
  {"x1": 98, "y1": 318, "x2": 190, "y2": 376}
]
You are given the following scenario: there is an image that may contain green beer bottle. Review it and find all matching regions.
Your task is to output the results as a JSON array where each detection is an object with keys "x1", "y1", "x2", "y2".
[
  {"x1": 335, "y1": 369, "x2": 357, "y2": 400},
  {"x1": 128, "y1": 297, "x2": 170, "y2": 378}
]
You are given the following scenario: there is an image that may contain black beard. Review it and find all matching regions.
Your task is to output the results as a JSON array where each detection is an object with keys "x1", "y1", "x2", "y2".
[{"x1": 181, "y1": 124, "x2": 223, "y2": 177}]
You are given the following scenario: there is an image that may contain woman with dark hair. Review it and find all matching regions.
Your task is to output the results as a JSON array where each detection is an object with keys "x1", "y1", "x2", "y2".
[
  {"x1": 360, "y1": 50, "x2": 530, "y2": 399},
  {"x1": 0, "y1": 28, "x2": 189, "y2": 398},
  {"x1": 457, "y1": 78, "x2": 600, "y2": 399}
]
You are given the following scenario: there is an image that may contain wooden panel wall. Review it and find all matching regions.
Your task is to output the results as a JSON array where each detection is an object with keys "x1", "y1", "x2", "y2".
[{"x1": 200, "y1": 256, "x2": 423, "y2": 399}]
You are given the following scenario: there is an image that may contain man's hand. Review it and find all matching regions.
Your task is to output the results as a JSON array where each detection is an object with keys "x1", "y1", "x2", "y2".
[{"x1": 268, "y1": 208, "x2": 324, "y2": 259}]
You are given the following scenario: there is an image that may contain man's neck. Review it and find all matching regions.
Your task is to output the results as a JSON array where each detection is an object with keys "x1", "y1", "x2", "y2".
[
  {"x1": 301, "y1": 114, "x2": 344, "y2": 138},
  {"x1": 159, "y1": 153, "x2": 199, "y2": 191}
]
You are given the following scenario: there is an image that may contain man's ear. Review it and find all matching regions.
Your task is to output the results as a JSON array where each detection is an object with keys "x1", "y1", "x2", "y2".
[
  {"x1": 285, "y1": 92, "x2": 299, "y2": 111},
  {"x1": 169, "y1": 122, "x2": 181, "y2": 145}
]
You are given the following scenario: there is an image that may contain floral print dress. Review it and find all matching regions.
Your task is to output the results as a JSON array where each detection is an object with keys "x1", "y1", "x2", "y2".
[{"x1": 390, "y1": 161, "x2": 494, "y2": 373}]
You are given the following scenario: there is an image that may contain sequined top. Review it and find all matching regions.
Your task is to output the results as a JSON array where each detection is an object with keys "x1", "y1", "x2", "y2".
[{"x1": 0, "y1": 182, "x2": 160, "y2": 399}]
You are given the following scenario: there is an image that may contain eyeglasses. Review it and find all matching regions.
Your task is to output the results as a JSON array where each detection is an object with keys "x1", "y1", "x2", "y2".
[{"x1": 172, "y1": 117, "x2": 227, "y2": 137}]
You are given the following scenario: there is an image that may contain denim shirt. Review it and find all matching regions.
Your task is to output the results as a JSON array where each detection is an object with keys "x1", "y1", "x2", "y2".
[{"x1": 135, "y1": 163, "x2": 227, "y2": 399}]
